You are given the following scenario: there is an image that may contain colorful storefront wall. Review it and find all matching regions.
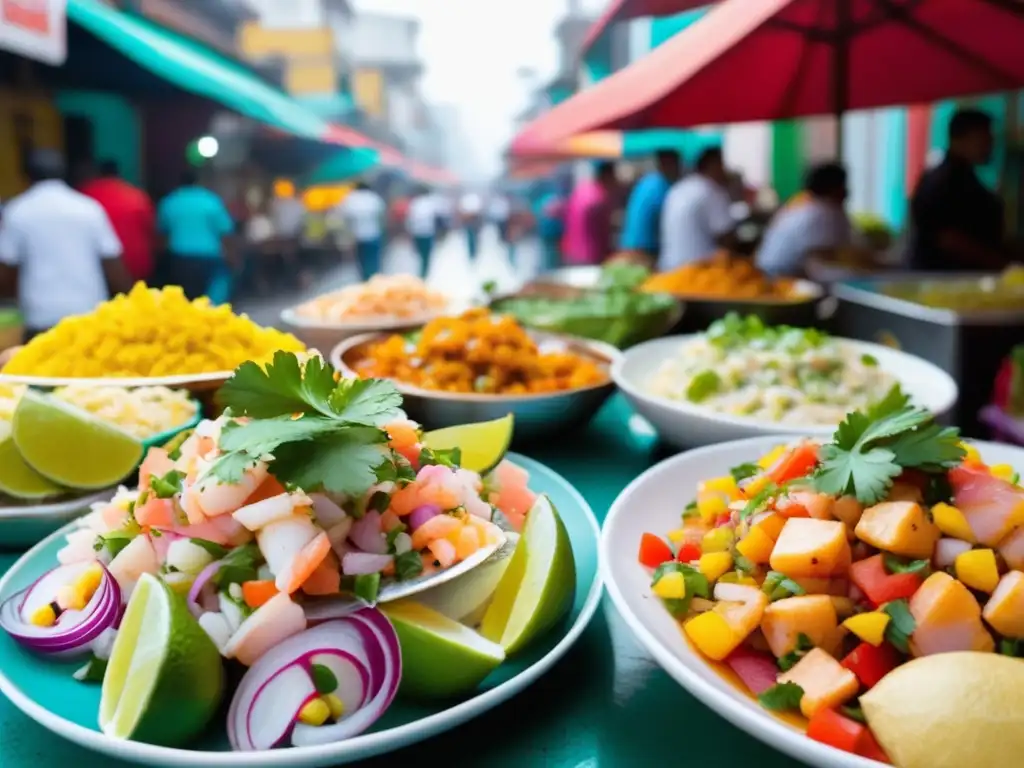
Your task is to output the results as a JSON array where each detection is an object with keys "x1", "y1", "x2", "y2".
[{"x1": 55, "y1": 91, "x2": 143, "y2": 185}]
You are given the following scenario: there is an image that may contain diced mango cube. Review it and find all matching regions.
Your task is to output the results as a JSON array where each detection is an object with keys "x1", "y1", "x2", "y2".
[
  {"x1": 842, "y1": 612, "x2": 891, "y2": 646},
  {"x1": 742, "y1": 474, "x2": 772, "y2": 499},
  {"x1": 769, "y1": 518, "x2": 851, "y2": 578},
  {"x1": 699, "y1": 551, "x2": 734, "y2": 582},
  {"x1": 777, "y1": 647, "x2": 859, "y2": 718},
  {"x1": 666, "y1": 529, "x2": 687, "y2": 545},
  {"x1": 909, "y1": 572, "x2": 994, "y2": 656},
  {"x1": 298, "y1": 697, "x2": 331, "y2": 726},
  {"x1": 999, "y1": 527, "x2": 1024, "y2": 571},
  {"x1": 955, "y1": 548, "x2": 1000, "y2": 593},
  {"x1": 702, "y1": 527, "x2": 734, "y2": 553},
  {"x1": 932, "y1": 502, "x2": 976, "y2": 544},
  {"x1": 761, "y1": 595, "x2": 838, "y2": 658},
  {"x1": 758, "y1": 445, "x2": 788, "y2": 470},
  {"x1": 684, "y1": 611, "x2": 741, "y2": 661},
  {"x1": 652, "y1": 571, "x2": 687, "y2": 600},
  {"x1": 701, "y1": 476, "x2": 740, "y2": 500},
  {"x1": 983, "y1": 571, "x2": 1024, "y2": 638},
  {"x1": 855, "y1": 501, "x2": 939, "y2": 558},
  {"x1": 753, "y1": 512, "x2": 787, "y2": 541},
  {"x1": 832, "y1": 496, "x2": 864, "y2": 530},
  {"x1": 736, "y1": 526, "x2": 774, "y2": 564},
  {"x1": 697, "y1": 492, "x2": 728, "y2": 523},
  {"x1": 29, "y1": 603, "x2": 57, "y2": 628},
  {"x1": 991, "y1": 464, "x2": 1016, "y2": 482}
]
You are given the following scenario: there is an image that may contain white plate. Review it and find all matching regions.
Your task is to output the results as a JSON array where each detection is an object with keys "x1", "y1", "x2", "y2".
[
  {"x1": 612, "y1": 335, "x2": 958, "y2": 448},
  {"x1": 600, "y1": 435, "x2": 1024, "y2": 768}
]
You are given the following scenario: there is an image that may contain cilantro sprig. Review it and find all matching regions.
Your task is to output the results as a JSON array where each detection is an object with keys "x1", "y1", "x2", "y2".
[
  {"x1": 210, "y1": 352, "x2": 404, "y2": 496},
  {"x1": 812, "y1": 386, "x2": 964, "y2": 505}
]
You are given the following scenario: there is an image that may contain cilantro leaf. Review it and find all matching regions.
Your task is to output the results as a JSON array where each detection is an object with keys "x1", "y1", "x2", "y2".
[
  {"x1": 151, "y1": 469, "x2": 185, "y2": 499},
  {"x1": 882, "y1": 599, "x2": 916, "y2": 653},
  {"x1": 190, "y1": 538, "x2": 229, "y2": 559},
  {"x1": 212, "y1": 542, "x2": 262, "y2": 589},
  {"x1": 270, "y1": 428, "x2": 389, "y2": 496},
  {"x1": 651, "y1": 561, "x2": 710, "y2": 616},
  {"x1": 814, "y1": 442, "x2": 902, "y2": 503},
  {"x1": 866, "y1": 384, "x2": 911, "y2": 421},
  {"x1": 883, "y1": 554, "x2": 930, "y2": 576},
  {"x1": 762, "y1": 571, "x2": 806, "y2": 601},
  {"x1": 888, "y1": 423, "x2": 965, "y2": 471},
  {"x1": 777, "y1": 633, "x2": 814, "y2": 671},
  {"x1": 217, "y1": 351, "x2": 338, "y2": 418},
  {"x1": 730, "y1": 462, "x2": 761, "y2": 482},
  {"x1": 395, "y1": 550, "x2": 424, "y2": 580},
  {"x1": 328, "y1": 378, "x2": 403, "y2": 427},
  {"x1": 218, "y1": 415, "x2": 342, "y2": 458},
  {"x1": 206, "y1": 451, "x2": 262, "y2": 485},
  {"x1": 758, "y1": 682, "x2": 804, "y2": 711},
  {"x1": 841, "y1": 704, "x2": 867, "y2": 724},
  {"x1": 353, "y1": 572, "x2": 381, "y2": 603}
]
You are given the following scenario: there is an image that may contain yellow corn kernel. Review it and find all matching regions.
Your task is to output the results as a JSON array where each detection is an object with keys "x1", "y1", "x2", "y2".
[
  {"x1": 758, "y1": 445, "x2": 788, "y2": 470},
  {"x1": 842, "y1": 612, "x2": 891, "y2": 646},
  {"x1": 29, "y1": 603, "x2": 57, "y2": 628},
  {"x1": 298, "y1": 697, "x2": 331, "y2": 726},
  {"x1": 753, "y1": 512, "x2": 787, "y2": 542},
  {"x1": 666, "y1": 529, "x2": 687, "y2": 546},
  {"x1": 736, "y1": 527, "x2": 775, "y2": 565},
  {"x1": 697, "y1": 492, "x2": 728, "y2": 523},
  {"x1": 699, "y1": 551, "x2": 734, "y2": 582},
  {"x1": 931, "y1": 503, "x2": 976, "y2": 544},
  {"x1": 742, "y1": 474, "x2": 772, "y2": 499},
  {"x1": 59, "y1": 565, "x2": 104, "y2": 611},
  {"x1": 719, "y1": 571, "x2": 758, "y2": 586},
  {"x1": 684, "y1": 611, "x2": 741, "y2": 661},
  {"x1": 702, "y1": 527, "x2": 734, "y2": 553},
  {"x1": 323, "y1": 693, "x2": 344, "y2": 720},
  {"x1": 955, "y1": 548, "x2": 1000, "y2": 593},
  {"x1": 960, "y1": 442, "x2": 981, "y2": 464},
  {"x1": 652, "y1": 571, "x2": 687, "y2": 600},
  {"x1": 991, "y1": 464, "x2": 1016, "y2": 482},
  {"x1": 701, "y1": 476, "x2": 740, "y2": 500}
]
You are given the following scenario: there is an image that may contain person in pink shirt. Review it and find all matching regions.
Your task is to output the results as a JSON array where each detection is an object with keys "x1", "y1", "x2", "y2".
[{"x1": 561, "y1": 162, "x2": 618, "y2": 265}]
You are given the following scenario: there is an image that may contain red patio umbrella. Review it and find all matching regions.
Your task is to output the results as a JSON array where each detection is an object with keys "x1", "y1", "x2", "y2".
[{"x1": 515, "y1": 0, "x2": 1024, "y2": 154}]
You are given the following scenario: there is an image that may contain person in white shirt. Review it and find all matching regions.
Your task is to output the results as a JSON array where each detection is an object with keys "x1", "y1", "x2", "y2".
[
  {"x1": 406, "y1": 186, "x2": 437, "y2": 278},
  {"x1": 459, "y1": 192, "x2": 483, "y2": 259},
  {"x1": 336, "y1": 181, "x2": 386, "y2": 279},
  {"x1": 660, "y1": 147, "x2": 737, "y2": 269},
  {"x1": 0, "y1": 150, "x2": 131, "y2": 340},
  {"x1": 487, "y1": 193, "x2": 511, "y2": 244},
  {"x1": 756, "y1": 163, "x2": 853, "y2": 277}
]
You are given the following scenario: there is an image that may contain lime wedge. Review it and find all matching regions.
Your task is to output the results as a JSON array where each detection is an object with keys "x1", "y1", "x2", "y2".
[
  {"x1": 12, "y1": 389, "x2": 143, "y2": 489},
  {"x1": 416, "y1": 532, "x2": 519, "y2": 625},
  {"x1": 0, "y1": 423, "x2": 64, "y2": 500},
  {"x1": 100, "y1": 573, "x2": 224, "y2": 745},
  {"x1": 480, "y1": 495, "x2": 576, "y2": 655},
  {"x1": 422, "y1": 414, "x2": 513, "y2": 475},
  {"x1": 382, "y1": 600, "x2": 505, "y2": 698}
]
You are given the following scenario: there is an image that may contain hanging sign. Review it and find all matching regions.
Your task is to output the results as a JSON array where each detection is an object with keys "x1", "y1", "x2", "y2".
[{"x1": 0, "y1": 0, "x2": 66, "y2": 64}]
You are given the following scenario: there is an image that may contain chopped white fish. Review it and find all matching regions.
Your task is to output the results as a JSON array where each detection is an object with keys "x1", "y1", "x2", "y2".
[
  {"x1": 219, "y1": 592, "x2": 245, "y2": 634},
  {"x1": 257, "y1": 515, "x2": 318, "y2": 576},
  {"x1": 233, "y1": 492, "x2": 311, "y2": 531},
  {"x1": 107, "y1": 535, "x2": 160, "y2": 595},
  {"x1": 199, "y1": 611, "x2": 233, "y2": 652},
  {"x1": 221, "y1": 592, "x2": 307, "y2": 666},
  {"x1": 165, "y1": 539, "x2": 215, "y2": 575}
]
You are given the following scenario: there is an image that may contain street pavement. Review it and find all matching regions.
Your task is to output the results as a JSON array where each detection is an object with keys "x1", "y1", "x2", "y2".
[{"x1": 236, "y1": 226, "x2": 545, "y2": 327}]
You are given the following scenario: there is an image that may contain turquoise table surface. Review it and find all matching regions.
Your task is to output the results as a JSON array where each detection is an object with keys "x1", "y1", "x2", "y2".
[{"x1": 0, "y1": 395, "x2": 801, "y2": 767}]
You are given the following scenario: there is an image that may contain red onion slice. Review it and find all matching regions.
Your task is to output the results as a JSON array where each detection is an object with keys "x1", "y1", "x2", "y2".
[
  {"x1": 0, "y1": 563, "x2": 121, "y2": 657},
  {"x1": 186, "y1": 559, "x2": 223, "y2": 618},
  {"x1": 348, "y1": 511, "x2": 388, "y2": 555},
  {"x1": 310, "y1": 494, "x2": 348, "y2": 529},
  {"x1": 979, "y1": 405, "x2": 1024, "y2": 446},
  {"x1": 227, "y1": 608, "x2": 400, "y2": 751},
  {"x1": 303, "y1": 598, "x2": 368, "y2": 623},
  {"x1": 408, "y1": 504, "x2": 441, "y2": 532},
  {"x1": 341, "y1": 552, "x2": 393, "y2": 576}
]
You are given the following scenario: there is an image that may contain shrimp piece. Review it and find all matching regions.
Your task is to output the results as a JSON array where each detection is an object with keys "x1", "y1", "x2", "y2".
[
  {"x1": 191, "y1": 462, "x2": 269, "y2": 518},
  {"x1": 135, "y1": 496, "x2": 175, "y2": 529},
  {"x1": 386, "y1": 419, "x2": 422, "y2": 465},
  {"x1": 276, "y1": 532, "x2": 332, "y2": 594},
  {"x1": 222, "y1": 592, "x2": 307, "y2": 666},
  {"x1": 100, "y1": 502, "x2": 131, "y2": 531},
  {"x1": 427, "y1": 538, "x2": 457, "y2": 568},
  {"x1": 257, "y1": 515, "x2": 319, "y2": 576},
  {"x1": 138, "y1": 448, "x2": 175, "y2": 492},
  {"x1": 410, "y1": 514, "x2": 462, "y2": 550}
]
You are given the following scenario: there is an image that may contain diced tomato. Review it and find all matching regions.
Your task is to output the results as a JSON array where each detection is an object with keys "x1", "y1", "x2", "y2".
[
  {"x1": 676, "y1": 542, "x2": 702, "y2": 563},
  {"x1": 714, "y1": 512, "x2": 733, "y2": 528},
  {"x1": 241, "y1": 579, "x2": 279, "y2": 609},
  {"x1": 841, "y1": 642, "x2": 900, "y2": 689},
  {"x1": 638, "y1": 533, "x2": 674, "y2": 568},
  {"x1": 806, "y1": 708, "x2": 868, "y2": 755},
  {"x1": 849, "y1": 554, "x2": 923, "y2": 607},
  {"x1": 724, "y1": 646, "x2": 778, "y2": 695},
  {"x1": 767, "y1": 442, "x2": 819, "y2": 485},
  {"x1": 858, "y1": 729, "x2": 892, "y2": 764},
  {"x1": 775, "y1": 497, "x2": 811, "y2": 518}
]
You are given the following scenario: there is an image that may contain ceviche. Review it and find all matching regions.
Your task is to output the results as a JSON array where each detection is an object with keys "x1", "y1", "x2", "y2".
[
  {"x1": 647, "y1": 314, "x2": 896, "y2": 424},
  {"x1": 0, "y1": 352, "x2": 572, "y2": 752},
  {"x1": 637, "y1": 388, "x2": 1024, "y2": 764}
]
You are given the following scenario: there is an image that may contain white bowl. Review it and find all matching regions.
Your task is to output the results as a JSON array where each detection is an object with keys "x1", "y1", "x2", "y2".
[
  {"x1": 600, "y1": 435, "x2": 1024, "y2": 768},
  {"x1": 612, "y1": 335, "x2": 959, "y2": 448},
  {"x1": 279, "y1": 307, "x2": 454, "y2": 352}
]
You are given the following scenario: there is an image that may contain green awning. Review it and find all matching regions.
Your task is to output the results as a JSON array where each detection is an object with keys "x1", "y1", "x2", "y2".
[
  {"x1": 303, "y1": 149, "x2": 380, "y2": 187},
  {"x1": 67, "y1": 0, "x2": 366, "y2": 147}
]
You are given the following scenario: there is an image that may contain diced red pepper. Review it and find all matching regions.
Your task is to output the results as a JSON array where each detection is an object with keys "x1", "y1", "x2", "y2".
[
  {"x1": 841, "y1": 642, "x2": 900, "y2": 689},
  {"x1": 714, "y1": 512, "x2": 733, "y2": 528},
  {"x1": 638, "y1": 533, "x2": 674, "y2": 568},
  {"x1": 724, "y1": 646, "x2": 778, "y2": 695},
  {"x1": 767, "y1": 442, "x2": 819, "y2": 485},
  {"x1": 807, "y1": 708, "x2": 868, "y2": 755},
  {"x1": 849, "y1": 554, "x2": 923, "y2": 607},
  {"x1": 676, "y1": 542, "x2": 702, "y2": 563},
  {"x1": 775, "y1": 497, "x2": 810, "y2": 518},
  {"x1": 858, "y1": 729, "x2": 892, "y2": 764}
]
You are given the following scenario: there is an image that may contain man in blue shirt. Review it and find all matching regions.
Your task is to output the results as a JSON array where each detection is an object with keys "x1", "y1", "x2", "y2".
[
  {"x1": 157, "y1": 171, "x2": 235, "y2": 300},
  {"x1": 619, "y1": 150, "x2": 682, "y2": 259}
]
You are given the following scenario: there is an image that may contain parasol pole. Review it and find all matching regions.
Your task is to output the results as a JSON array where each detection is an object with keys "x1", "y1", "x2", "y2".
[{"x1": 833, "y1": 0, "x2": 851, "y2": 159}]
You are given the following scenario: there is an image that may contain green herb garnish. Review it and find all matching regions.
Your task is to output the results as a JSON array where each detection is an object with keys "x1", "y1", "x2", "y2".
[
  {"x1": 883, "y1": 554, "x2": 930, "y2": 576},
  {"x1": 686, "y1": 370, "x2": 722, "y2": 403},
  {"x1": 758, "y1": 682, "x2": 805, "y2": 712},
  {"x1": 730, "y1": 462, "x2": 761, "y2": 482},
  {"x1": 762, "y1": 570, "x2": 806, "y2": 601},
  {"x1": 683, "y1": 500, "x2": 700, "y2": 519},
  {"x1": 841, "y1": 704, "x2": 867, "y2": 724},
  {"x1": 190, "y1": 538, "x2": 229, "y2": 559},
  {"x1": 812, "y1": 386, "x2": 965, "y2": 505},
  {"x1": 311, "y1": 663, "x2": 339, "y2": 694},
  {"x1": 385, "y1": 523, "x2": 407, "y2": 552},
  {"x1": 394, "y1": 550, "x2": 424, "y2": 580},
  {"x1": 652, "y1": 561, "x2": 710, "y2": 616},
  {"x1": 353, "y1": 572, "x2": 381, "y2": 603},
  {"x1": 151, "y1": 469, "x2": 185, "y2": 499},
  {"x1": 882, "y1": 599, "x2": 916, "y2": 653},
  {"x1": 860, "y1": 354, "x2": 879, "y2": 367},
  {"x1": 418, "y1": 446, "x2": 461, "y2": 469},
  {"x1": 777, "y1": 633, "x2": 814, "y2": 672},
  {"x1": 93, "y1": 530, "x2": 135, "y2": 558},
  {"x1": 212, "y1": 542, "x2": 262, "y2": 589}
]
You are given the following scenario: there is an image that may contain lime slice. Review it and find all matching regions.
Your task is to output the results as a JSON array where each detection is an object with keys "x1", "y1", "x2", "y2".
[
  {"x1": 480, "y1": 495, "x2": 576, "y2": 655},
  {"x1": 0, "y1": 423, "x2": 65, "y2": 500},
  {"x1": 382, "y1": 600, "x2": 505, "y2": 698},
  {"x1": 12, "y1": 389, "x2": 143, "y2": 489},
  {"x1": 100, "y1": 573, "x2": 224, "y2": 745},
  {"x1": 422, "y1": 414, "x2": 513, "y2": 475}
]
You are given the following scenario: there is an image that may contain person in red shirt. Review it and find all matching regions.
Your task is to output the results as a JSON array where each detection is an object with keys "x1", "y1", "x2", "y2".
[{"x1": 79, "y1": 160, "x2": 156, "y2": 283}]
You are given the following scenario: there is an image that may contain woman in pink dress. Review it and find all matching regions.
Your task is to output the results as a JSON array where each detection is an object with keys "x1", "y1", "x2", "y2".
[{"x1": 561, "y1": 162, "x2": 618, "y2": 265}]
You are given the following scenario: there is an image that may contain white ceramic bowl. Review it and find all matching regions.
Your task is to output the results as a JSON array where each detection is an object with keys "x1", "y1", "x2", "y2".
[
  {"x1": 600, "y1": 435, "x2": 1024, "y2": 768},
  {"x1": 612, "y1": 335, "x2": 959, "y2": 448},
  {"x1": 279, "y1": 307, "x2": 454, "y2": 352}
]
